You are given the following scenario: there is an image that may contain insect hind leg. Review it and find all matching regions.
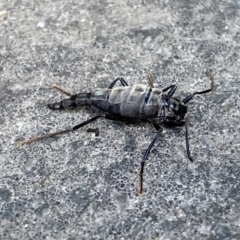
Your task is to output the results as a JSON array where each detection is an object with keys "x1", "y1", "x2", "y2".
[
  {"x1": 18, "y1": 115, "x2": 104, "y2": 146},
  {"x1": 108, "y1": 77, "x2": 128, "y2": 89}
]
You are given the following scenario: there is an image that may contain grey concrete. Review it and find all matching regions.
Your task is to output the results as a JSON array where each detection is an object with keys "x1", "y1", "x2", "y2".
[{"x1": 0, "y1": 0, "x2": 240, "y2": 239}]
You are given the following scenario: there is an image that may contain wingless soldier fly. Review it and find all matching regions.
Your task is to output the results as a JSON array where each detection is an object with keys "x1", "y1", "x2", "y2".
[{"x1": 19, "y1": 71, "x2": 214, "y2": 194}]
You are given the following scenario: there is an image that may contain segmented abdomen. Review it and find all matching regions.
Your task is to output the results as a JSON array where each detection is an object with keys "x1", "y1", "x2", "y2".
[{"x1": 90, "y1": 84, "x2": 162, "y2": 120}]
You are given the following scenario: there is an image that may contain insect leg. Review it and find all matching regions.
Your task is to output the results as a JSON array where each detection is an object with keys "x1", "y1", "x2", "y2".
[
  {"x1": 18, "y1": 115, "x2": 104, "y2": 146},
  {"x1": 108, "y1": 77, "x2": 128, "y2": 89},
  {"x1": 167, "y1": 85, "x2": 178, "y2": 97},
  {"x1": 185, "y1": 123, "x2": 193, "y2": 162},
  {"x1": 162, "y1": 84, "x2": 178, "y2": 96},
  {"x1": 182, "y1": 71, "x2": 214, "y2": 104},
  {"x1": 139, "y1": 124, "x2": 162, "y2": 195},
  {"x1": 164, "y1": 120, "x2": 193, "y2": 161}
]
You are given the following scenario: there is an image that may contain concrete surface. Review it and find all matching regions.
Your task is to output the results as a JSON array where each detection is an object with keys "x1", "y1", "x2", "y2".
[{"x1": 0, "y1": 0, "x2": 240, "y2": 239}]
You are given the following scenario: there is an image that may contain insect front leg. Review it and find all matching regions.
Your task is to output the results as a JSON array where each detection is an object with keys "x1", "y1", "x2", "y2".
[
  {"x1": 18, "y1": 115, "x2": 104, "y2": 146},
  {"x1": 139, "y1": 124, "x2": 163, "y2": 195},
  {"x1": 185, "y1": 123, "x2": 193, "y2": 162},
  {"x1": 164, "y1": 120, "x2": 193, "y2": 162}
]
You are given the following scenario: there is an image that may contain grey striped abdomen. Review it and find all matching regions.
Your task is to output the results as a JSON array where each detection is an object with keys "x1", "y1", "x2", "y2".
[{"x1": 91, "y1": 84, "x2": 162, "y2": 120}]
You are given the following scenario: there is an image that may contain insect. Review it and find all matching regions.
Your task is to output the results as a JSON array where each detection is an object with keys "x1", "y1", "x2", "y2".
[{"x1": 19, "y1": 71, "x2": 214, "y2": 195}]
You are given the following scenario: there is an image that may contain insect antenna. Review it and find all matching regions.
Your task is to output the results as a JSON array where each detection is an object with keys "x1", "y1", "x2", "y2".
[{"x1": 182, "y1": 71, "x2": 214, "y2": 104}]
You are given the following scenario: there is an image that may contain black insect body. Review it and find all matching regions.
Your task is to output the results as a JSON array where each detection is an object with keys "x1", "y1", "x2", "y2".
[{"x1": 19, "y1": 72, "x2": 214, "y2": 194}]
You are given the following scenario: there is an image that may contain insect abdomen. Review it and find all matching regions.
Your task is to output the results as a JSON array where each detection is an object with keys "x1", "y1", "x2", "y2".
[
  {"x1": 91, "y1": 84, "x2": 162, "y2": 119},
  {"x1": 48, "y1": 92, "x2": 91, "y2": 110}
]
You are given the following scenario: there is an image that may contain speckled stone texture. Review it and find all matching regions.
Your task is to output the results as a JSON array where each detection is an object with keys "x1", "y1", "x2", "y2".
[{"x1": 0, "y1": 0, "x2": 240, "y2": 239}]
